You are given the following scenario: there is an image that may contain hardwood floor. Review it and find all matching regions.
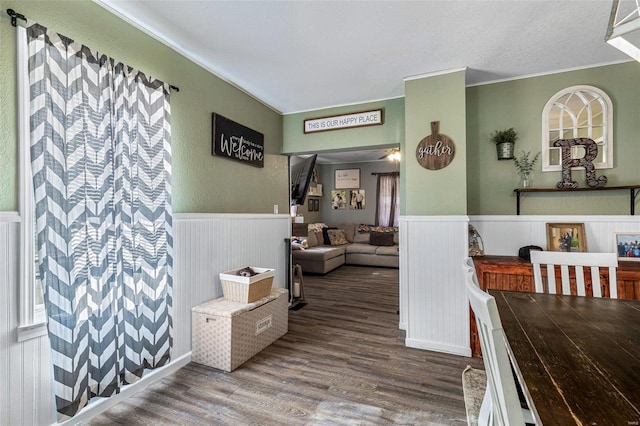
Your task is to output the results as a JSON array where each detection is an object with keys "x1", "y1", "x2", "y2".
[{"x1": 91, "y1": 266, "x2": 481, "y2": 425}]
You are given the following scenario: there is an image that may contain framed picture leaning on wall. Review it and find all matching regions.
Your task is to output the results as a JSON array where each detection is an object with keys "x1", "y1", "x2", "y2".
[
  {"x1": 546, "y1": 223, "x2": 587, "y2": 252},
  {"x1": 614, "y1": 232, "x2": 640, "y2": 261}
]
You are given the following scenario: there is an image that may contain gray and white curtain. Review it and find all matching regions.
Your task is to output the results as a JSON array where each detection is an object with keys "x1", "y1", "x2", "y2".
[
  {"x1": 22, "y1": 23, "x2": 173, "y2": 418},
  {"x1": 375, "y1": 172, "x2": 400, "y2": 227}
]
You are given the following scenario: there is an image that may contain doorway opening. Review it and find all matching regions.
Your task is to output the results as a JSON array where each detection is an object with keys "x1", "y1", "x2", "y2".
[{"x1": 288, "y1": 146, "x2": 401, "y2": 323}]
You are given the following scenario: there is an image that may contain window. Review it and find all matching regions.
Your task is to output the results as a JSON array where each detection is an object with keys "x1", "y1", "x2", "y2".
[
  {"x1": 375, "y1": 173, "x2": 400, "y2": 227},
  {"x1": 542, "y1": 85, "x2": 613, "y2": 172},
  {"x1": 17, "y1": 24, "x2": 46, "y2": 341}
]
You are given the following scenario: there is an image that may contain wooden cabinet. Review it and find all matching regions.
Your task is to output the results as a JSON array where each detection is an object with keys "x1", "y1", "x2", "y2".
[{"x1": 470, "y1": 255, "x2": 640, "y2": 357}]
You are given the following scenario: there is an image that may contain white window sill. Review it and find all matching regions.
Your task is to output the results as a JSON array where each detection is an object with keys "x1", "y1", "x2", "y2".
[{"x1": 17, "y1": 321, "x2": 47, "y2": 342}]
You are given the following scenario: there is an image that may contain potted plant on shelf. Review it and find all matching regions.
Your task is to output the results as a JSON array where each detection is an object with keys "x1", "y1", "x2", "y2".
[
  {"x1": 513, "y1": 150, "x2": 540, "y2": 188},
  {"x1": 491, "y1": 127, "x2": 518, "y2": 160}
]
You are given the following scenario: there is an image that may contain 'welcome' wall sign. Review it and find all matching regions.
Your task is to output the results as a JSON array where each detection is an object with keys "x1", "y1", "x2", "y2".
[
  {"x1": 304, "y1": 109, "x2": 383, "y2": 134},
  {"x1": 212, "y1": 113, "x2": 264, "y2": 168}
]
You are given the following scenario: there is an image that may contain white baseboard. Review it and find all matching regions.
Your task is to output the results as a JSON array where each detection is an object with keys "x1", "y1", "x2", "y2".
[
  {"x1": 405, "y1": 338, "x2": 472, "y2": 358},
  {"x1": 0, "y1": 211, "x2": 20, "y2": 222},
  {"x1": 58, "y1": 352, "x2": 192, "y2": 426}
]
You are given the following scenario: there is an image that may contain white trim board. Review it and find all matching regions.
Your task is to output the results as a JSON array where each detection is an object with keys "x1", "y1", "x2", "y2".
[
  {"x1": 175, "y1": 213, "x2": 291, "y2": 221},
  {"x1": 400, "y1": 215, "x2": 469, "y2": 222},
  {"x1": 0, "y1": 212, "x2": 20, "y2": 222},
  {"x1": 469, "y1": 215, "x2": 639, "y2": 223},
  {"x1": 405, "y1": 338, "x2": 472, "y2": 358},
  {"x1": 404, "y1": 67, "x2": 468, "y2": 82}
]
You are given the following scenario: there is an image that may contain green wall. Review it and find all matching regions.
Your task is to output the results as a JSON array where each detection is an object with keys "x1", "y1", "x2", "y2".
[
  {"x1": 284, "y1": 63, "x2": 639, "y2": 217},
  {"x1": 404, "y1": 70, "x2": 467, "y2": 215},
  {"x1": 282, "y1": 98, "x2": 405, "y2": 155},
  {"x1": 0, "y1": 0, "x2": 288, "y2": 213},
  {"x1": 3, "y1": 4, "x2": 635, "y2": 217},
  {"x1": 467, "y1": 61, "x2": 640, "y2": 215}
]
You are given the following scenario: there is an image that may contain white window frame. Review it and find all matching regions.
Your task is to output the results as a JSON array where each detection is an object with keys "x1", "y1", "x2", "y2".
[
  {"x1": 541, "y1": 85, "x2": 614, "y2": 172},
  {"x1": 16, "y1": 24, "x2": 46, "y2": 342}
]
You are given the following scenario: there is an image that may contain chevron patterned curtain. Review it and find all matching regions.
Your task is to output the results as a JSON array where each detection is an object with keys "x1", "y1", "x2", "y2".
[{"x1": 25, "y1": 23, "x2": 173, "y2": 419}]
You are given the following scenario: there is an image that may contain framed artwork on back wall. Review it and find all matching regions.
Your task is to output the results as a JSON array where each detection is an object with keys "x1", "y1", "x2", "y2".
[
  {"x1": 334, "y1": 169, "x2": 360, "y2": 189},
  {"x1": 349, "y1": 190, "x2": 365, "y2": 210},
  {"x1": 331, "y1": 190, "x2": 347, "y2": 210},
  {"x1": 546, "y1": 223, "x2": 587, "y2": 252}
]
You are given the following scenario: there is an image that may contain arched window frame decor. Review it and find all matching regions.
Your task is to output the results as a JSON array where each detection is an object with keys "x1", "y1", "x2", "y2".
[{"x1": 541, "y1": 85, "x2": 613, "y2": 172}]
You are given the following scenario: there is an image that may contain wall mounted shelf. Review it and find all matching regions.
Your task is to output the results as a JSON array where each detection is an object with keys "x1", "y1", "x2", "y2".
[{"x1": 513, "y1": 185, "x2": 640, "y2": 215}]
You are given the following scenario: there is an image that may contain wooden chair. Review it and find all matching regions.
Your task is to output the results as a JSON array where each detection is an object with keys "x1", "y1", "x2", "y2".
[
  {"x1": 464, "y1": 263, "x2": 535, "y2": 425},
  {"x1": 530, "y1": 251, "x2": 618, "y2": 298}
]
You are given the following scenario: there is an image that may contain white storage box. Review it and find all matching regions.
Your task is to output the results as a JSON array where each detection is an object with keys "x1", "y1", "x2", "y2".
[
  {"x1": 191, "y1": 288, "x2": 288, "y2": 372},
  {"x1": 219, "y1": 267, "x2": 274, "y2": 303}
]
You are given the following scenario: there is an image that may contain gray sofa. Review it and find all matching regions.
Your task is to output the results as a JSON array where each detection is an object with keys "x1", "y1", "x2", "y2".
[{"x1": 291, "y1": 223, "x2": 399, "y2": 274}]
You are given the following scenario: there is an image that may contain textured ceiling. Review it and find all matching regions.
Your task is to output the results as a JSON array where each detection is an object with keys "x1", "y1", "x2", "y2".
[{"x1": 95, "y1": 0, "x2": 630, "y2": 115}]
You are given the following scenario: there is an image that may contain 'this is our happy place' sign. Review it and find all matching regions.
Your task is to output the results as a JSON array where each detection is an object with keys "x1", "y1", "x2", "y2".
[
  {"x1": 303, "y1": 109, "x2": 383, "y2": 134},
  {"x1": 212, "y1": 113, "x2": 264, "y2": 168}
]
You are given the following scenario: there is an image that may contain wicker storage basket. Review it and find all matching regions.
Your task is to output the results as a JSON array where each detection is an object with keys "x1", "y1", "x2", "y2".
[{"x1": 219, "y1": 267, "x2": 274, "y2": 303}]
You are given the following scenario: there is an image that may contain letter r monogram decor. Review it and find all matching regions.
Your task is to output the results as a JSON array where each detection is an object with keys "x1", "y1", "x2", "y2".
[{"x1": 554, "y1": 138, "x2": 607, "y2": 189}]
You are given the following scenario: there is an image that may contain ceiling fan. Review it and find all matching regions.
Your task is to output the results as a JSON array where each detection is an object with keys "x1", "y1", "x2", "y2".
[{"x1": 380, "y1": 148, "x2": 401, "y2": 162}]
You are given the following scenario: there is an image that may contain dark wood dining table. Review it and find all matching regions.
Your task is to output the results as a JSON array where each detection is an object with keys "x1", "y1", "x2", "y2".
[{"x1": 489, "y1": 290, "x2": 640, "y2": 425}]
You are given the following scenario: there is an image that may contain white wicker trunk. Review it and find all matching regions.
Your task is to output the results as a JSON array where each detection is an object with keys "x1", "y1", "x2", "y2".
[{"x1": 191, "y1": 288, "x2": 288, "y2": 372}]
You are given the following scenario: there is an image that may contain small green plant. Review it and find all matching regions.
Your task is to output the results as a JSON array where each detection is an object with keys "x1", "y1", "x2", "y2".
[
  {"x1": 513, "y1": 150, "x2": 540, "y2": 175},
  {"x1": 490, "y1": 128, "x2": 518, "y2": 145}
]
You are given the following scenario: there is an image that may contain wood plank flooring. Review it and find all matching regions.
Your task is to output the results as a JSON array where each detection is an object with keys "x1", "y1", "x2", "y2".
[{"x1": 91, "y1": 266, "x2": 481, "y2": 425}]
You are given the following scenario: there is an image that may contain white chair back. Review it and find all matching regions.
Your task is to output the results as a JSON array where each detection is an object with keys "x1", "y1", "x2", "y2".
[
  {"x1": 464, "y1": 265, "x2": 527, "y2": 426},
  {"x1": 464, "y1": 256, "x2": 476, "y2": 272},
  {"x1": 463, "y1": 257, "x2": 479, "y2": 285},
  {"x1": 530, "y1": 251, "x2": 618, "y2": 298}
]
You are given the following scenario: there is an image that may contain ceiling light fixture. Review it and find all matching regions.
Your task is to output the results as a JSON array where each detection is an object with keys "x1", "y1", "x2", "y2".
[
  {"x1": 387, "y1": 151, "x2": 401, "y2": 162},
  {"x1": 605, "y1": 0, "x2": 640, "y2": 61}
]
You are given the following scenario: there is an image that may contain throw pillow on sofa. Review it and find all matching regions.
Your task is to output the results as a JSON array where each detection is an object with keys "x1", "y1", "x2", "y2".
[
  {"x1": 358, "y1": 224, "x2": 399, "y2": 233},
  {"x1": 327, "y1": 229, "x2": 349, "y2": 246},
  {"x1": 321, "y1": 227, "x2": 338, "y2": 245},
  {"x1": 369, "y1": 231, "x2": 394, "y2": 246},
  {"x1": 306, "y1": 231, "x2": 319, "y2": 247}
]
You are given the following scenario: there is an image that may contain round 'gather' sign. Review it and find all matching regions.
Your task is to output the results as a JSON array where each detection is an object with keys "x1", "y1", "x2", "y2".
[{"x1": 416, "y1": 121, "x2": 455, "y2": 170}]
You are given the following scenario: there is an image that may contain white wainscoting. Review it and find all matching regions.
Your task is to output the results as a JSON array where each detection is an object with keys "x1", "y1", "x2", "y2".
[
  {"x1": 172, "y1": 213, "x2": 290, "y2": 356},
  {"x1": 0, "y1": 213, "x2": 56, "y2": 426},
  {"x1": 400, "y1": 216, "x2": 471, "y2": 357},
  {"x1": 470, "y1": 215, "x2": 640, "y2": 256},
  {"x1": 0, "y1": 212, "x2": 290, "y2": 426},
  {"x1": 400, "y1": 214, "x2": 640, "y2": 360}
]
